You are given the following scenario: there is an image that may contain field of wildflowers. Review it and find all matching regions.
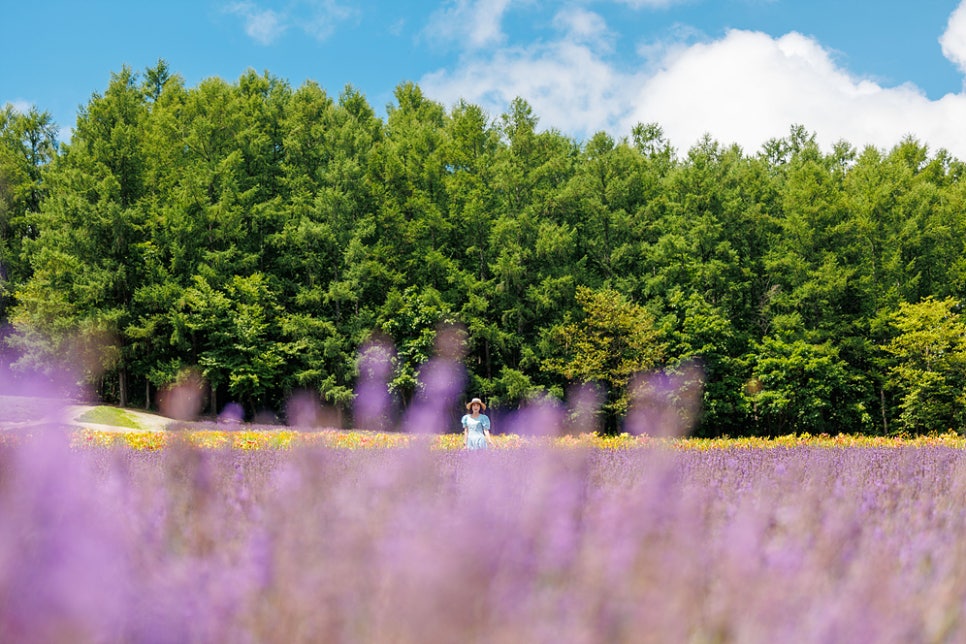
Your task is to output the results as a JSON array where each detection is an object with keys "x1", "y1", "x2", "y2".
[{"x1": 4, "y1": 361, "x2": 966, "y2": 642}]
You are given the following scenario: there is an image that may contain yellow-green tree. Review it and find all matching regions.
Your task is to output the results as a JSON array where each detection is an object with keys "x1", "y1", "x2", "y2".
[{"x1": 542, "y1": 285, "x2": 664, "y2": 430}]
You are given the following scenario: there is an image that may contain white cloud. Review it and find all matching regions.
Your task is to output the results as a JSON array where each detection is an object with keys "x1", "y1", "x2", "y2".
[
  {"x1": 940, "y1": 1, "x2": 966, "y2": 78},
  {"x1": 301, "y1": 0, "x2": 356, "y2": 41},
  {"x1": 420, "y1": 5, "x2": 966, "y2": 159},
  {"x1": 422, "y1": 8, "x2": 635, "y2": 139},
  {"x1": 225, "y1": 0, "x2": 355, "y2": 45},
  {"x1": 552, "y1": 7, "x2": 613, "y2": 50},
  {"x1": 422, "y1": 39, "x2": 638, "y2": 140},
  {"x1": 423, "y1": 0, "x2": 515, "y2": 50},
  {"x1": 5, "y1": 99, "x2": 33, "y2": 115},
  {"x1": 626, "y1": 29, "x2": 966, "y2": 156},
  {"x1": 226, "y1": 2, "x2": 286, "y2": 45}
]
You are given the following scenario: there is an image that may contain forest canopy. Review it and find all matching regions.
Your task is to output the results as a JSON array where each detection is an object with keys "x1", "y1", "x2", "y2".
[{"x1": 3, "y1": 61, "x2": 966, "y2": 437}]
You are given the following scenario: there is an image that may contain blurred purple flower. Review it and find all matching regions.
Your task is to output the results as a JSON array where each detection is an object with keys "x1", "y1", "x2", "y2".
[
  {"x1": 625, "y1": 360, "x2": 704, "y2": 437},
  {"x1": 218, "y1": 402, "x2": 244, "y2": 424},
  {"x1": 354, "y1": 334, "x2": 396, "y2": 432},
  {"x1": 565, "y1": 382, "x2": 603, "y2": 436},
  {"x1": 285, "y1": 389, "x2": 324, "y2": 428},
  {"x1": 403, "y1": 324, "x2": 467, "y2": 435},
  {"x1": 506, "y1": 394, "x2": 565, "y2": 438},
  {"x1": 157, "y1": 368, "x2": 205, "y2": 422}
]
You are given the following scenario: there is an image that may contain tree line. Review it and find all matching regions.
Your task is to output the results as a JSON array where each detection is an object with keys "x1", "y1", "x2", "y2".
[{"x1": 3, "y1": 60, "x2": 966, "y2": 436}]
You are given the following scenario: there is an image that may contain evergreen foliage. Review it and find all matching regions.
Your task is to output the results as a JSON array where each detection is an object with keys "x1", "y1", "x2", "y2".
[{"x1": 4, "y1": 62, "x2": 966, "y2": 435}]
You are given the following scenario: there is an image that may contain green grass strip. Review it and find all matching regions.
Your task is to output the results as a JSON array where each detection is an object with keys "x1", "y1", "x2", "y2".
[{"x1": 76, "y1": 406, "x2": 145, "y2": 430}]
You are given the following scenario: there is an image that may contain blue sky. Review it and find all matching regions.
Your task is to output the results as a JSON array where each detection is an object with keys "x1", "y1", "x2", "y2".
[{"x1": 4, "y1": 1, "x2": 966, "y2": 157}]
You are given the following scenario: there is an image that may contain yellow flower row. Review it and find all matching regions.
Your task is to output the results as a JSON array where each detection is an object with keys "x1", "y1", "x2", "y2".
[{"x1": 54, "y1": 429, "x2": 966, "y2": 451}]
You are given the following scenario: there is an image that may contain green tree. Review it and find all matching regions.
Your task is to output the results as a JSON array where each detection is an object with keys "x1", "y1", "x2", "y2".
[
  {"x1": 368, "y1": 83, "x2": 451, "y2": 291},
  {"x1": 9, "y1": 67, "x2": 149, "y2": 400},
  {"x1": 487, "y1": 98, "x2": 577, "y2": 397},
  {"x1": 747, "y1": 331, "x2": 866, "y2": 435},
  {"x1": 0, "y1": 105, "x2": 58, "y2": 323},
  {"x1": 761, "y1": 127, "x2": 857, "y2": 336},
  {"x1": 273, "y1": 81, "x2": 370, "y2": 320},
  {"x1": 440, "y1": 100, "x2": 502, "y2": 391},
  {"x1": 636, "y1": 136, "x2": 775, "y2": 436},
  {"x1": 142, "y1": 58, "x2": 173, "y2": 102},
  {"x1": 377, "y1": 285, "x2": 457, "y2": 405},
  {"x1": 661, "y1": 290, "x2": 747, "y2": 437},
  {"x1": 126, "y1": 69, "x2": 293, "y2": 410},
  {"x1": 883, "y1": 296, "x2": 966, "y2": 434},
  {"x1": 182, "y1": 273, "x2": 286, "y2": 415}
]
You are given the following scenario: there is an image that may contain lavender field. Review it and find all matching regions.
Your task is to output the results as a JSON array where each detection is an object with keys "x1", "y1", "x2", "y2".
[
  {"x1": 3, "y1": 420, "x2": 966, "y2": 643},
  {"x1": 0, "y1": 349, "x2": 962, "y2": 643}
]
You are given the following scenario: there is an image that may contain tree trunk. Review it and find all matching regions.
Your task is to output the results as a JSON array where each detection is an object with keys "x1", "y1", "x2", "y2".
[
  {"x1": 485, "y1": 339, "x2": 492, "y2": 379},
  {"x1": 880, "y1": 386, "x2": 888, "y2": 434},
  {"x1": 119, "y1": 367, "x2": 128, "y2": 407}
]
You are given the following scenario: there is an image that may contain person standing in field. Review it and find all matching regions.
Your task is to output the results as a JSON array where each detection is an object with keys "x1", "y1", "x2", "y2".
[{"x1": 462, "y1": 398, "x2": 493, "y2": 449}]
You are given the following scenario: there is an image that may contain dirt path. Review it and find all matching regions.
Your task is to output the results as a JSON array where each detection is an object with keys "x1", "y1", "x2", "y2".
[
  {"x1": 65, "y1": 405, "x2": 173, "y2": 432},
  {"x1": 1, "y1": 395, "x2": 173, "y2": 432}
]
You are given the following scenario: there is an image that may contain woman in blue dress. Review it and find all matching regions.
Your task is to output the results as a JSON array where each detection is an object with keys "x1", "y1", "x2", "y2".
[{"x1": 462, "y1": 398, "x2": 493, "y2": 449}]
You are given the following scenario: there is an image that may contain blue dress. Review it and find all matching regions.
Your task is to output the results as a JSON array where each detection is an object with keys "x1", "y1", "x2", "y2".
[{"x1": 462, "y1": 413, "x2": 491, "y2": 449}]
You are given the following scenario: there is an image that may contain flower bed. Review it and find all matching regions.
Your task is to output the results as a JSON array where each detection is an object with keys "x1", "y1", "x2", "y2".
[{"x1": 61, "y1": 428, "x2": 966, "y2": 451}]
